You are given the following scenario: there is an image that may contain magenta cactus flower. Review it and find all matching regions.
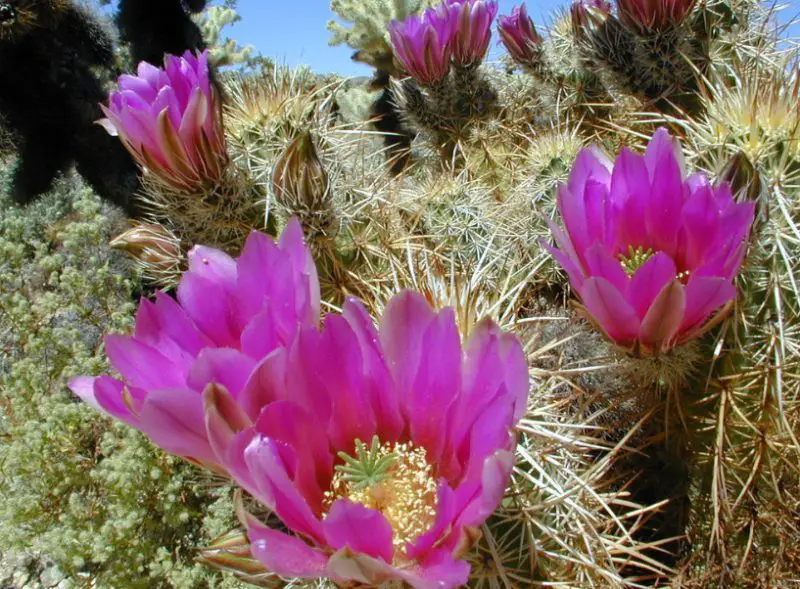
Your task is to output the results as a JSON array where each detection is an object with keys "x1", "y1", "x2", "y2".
[
  {"x1": 546, "y1": 128, "x2": 755, "y2": 355},
  {"x1": 616, "y1": 0, "x2": 697, "y2": 33},
  {"x1": 99, "y1": 49, "x2": 227, "y2": 192},
  {"x1": 570, "y1": 0, "x2": 612, "y2": 34},
  {"x1": 444, "y1": 0, "x2": 499, "y2": 66},
  {"x1": 206, "y1": 290, "x2": 528, "y2": 587},
  {"x1": 497, "y1": 4, "x2": 543, "y2": 66},
  {"x1": 69, "y1": 219, "x2": 320, "y2": 473},
  {"x1": 389, "y1": 8, "x2": 454, "y2": 86}
]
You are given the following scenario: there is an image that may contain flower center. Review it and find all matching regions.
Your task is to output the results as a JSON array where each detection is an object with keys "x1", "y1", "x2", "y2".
[
  {"x1": 324, "y1": 436, "x2": 439, "y2": 556},
  {"x1": 618, "y1": 245, "x2": 655, "y2": 276}
]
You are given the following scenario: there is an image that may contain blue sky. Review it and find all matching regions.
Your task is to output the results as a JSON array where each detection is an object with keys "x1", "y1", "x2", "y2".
[
  {"x1": 224, "y1": 1, "x2": 799, "y2": 76},
  {"x1": 225, "y1": 0, "x2": 565, "y2": 76}
]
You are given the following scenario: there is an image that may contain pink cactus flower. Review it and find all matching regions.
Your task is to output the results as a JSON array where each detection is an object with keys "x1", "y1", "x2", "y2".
[
  {"x1": 389, "y1": 7, "x2": 454, "y2": 86},
  {"x1": 570, "y1": 0, "x2": 612, "y2": 34},
  {"x1": 206, "y1": 291, "x2": 529, "y2": 587},
  {"x1": 498, "y1": 4, "x2": 543, "y2": 66},
  {"x1": 99, "y1": 49, "x2": 227, "y2": 192},
  {"x1": 616, "y1": 0, "x2": 697, "y2": 33},
  {"x1": 69, "y1": 219, "x2": 320, "y2": 474},
  {"x1": 546, "y1": 128, "x2": 755, "y2": 355},
  {"x1": 444, "y1": 0, "x2": 499, "y2": 66}
]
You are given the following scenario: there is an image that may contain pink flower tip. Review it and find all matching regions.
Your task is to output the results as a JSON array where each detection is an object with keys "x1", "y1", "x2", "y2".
[
  {"x1": 99, "y1": 48, "x2": 227, "y2": 191},
  {"x1": 498, "y1": 3, "x2": 543, "y2": 66},
  {"x1": 616, "y1": 0, "x2": 697, "y2": 33}
]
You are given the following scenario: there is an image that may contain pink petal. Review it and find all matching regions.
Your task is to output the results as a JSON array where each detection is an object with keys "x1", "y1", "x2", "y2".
[
  {"x1": 457, "y1": 450, "x2": 514, "y2": 528},
  {"x1": 187, "y1": 245, "x2": 237, "y2": 290},
  {"x1": 579, "y1": 277, "x2": 640, "y2": 344},
  {"x1": 567, "y1": 145, "x2": 613, "y2": 197},
  {"x1": 152, "y1": 292, "x2": 211, "y2": 353},
  {"x1": 203, "y1": 382, "x2": 252, "y2": 465},
  {"x1": 105, "y1": 334, "x2": 186, "y2": 390},
  {"x1": 254, "y1": 401, "x2": 333, "y2": 514},
  {"x1": 407, "y1": 308, "x2": 462, "y2": 463},
  {"x1": 462, "y1": 396, "x2": 515, "y2": 482},
  {"x1": 323, "y1": 500, "x2": 394, "y2": 563},
  {"x1": 239, "y1": 304, "x2": 283, "y2": 360},
  {"x1": 584, "y1": 243, "x2": 629, "y2": 293},
  {"x1": 405, "y1": 550, "x2": 472, "y2": 589},
  {"x1": 248, "y1": 522, "x2": 328, "y2": 578},
  {"x1": 645, "y1": 131, "x2": 684, "y2": 252},
  {"x1": 244, "y1": 436, "x2": 325, "y2": 544},
  {"x1": 583, "y1": 179, "x2": 610, "y2": 245},
  {"x1": 186, "y1": 348, "x2": 256, "y2": 397},
  {"x1": 327, "y1": 549, "x2": 405, "y2": 587},
  {"x1": 446, "y1": 320, "x2": 527, "y2": 478},
  {"x1": 407, "y1": 482, "x2": 458, "y2": 559},
  {"x1": 138, "y1": 387, "x2": 216, "y2": 464},
  {"x1": 681, "y1": 180, "x2": 720, "y2": 269},
  {"x1": 380, "y1": 290, "x2": 437, "y2": 411},
  {"x1": 238, "y1": 348, "x2": 288, "y2": 421},
  {"x1": 68, "y1": 376, "x2": 103, "y2": 412},
  {"x1": 609, "y1": 148, "x2": 650, "y2": 250},
  {"x1": 680, "y1": 276, "x2": 736, "y2": 334},
  {"x1": 543, "y1": 241, "x2": 586, "y2": 290},
  {"x1": 279, "y1": 218, "x2": 321, "y2": 324},
  {"x1": 638, "y1": 279, "x2": 686, "y2": 352},
  {"x1": 316, "y1": 314, "x2": 377, "y2": 452},
  {"x1": 342, "y1": 299, "x2": 404, "y2": 443},
  {"x1": 627, "y1": 252, "x2": 678, "y2": 319},
  {"x1": 557, "y1": 185, "x2": 590, "y2": 256},
  {"x1": 235, "y1": 230, "x2": 283, "y2": 320},
  {"x1": 176, "y1": 273, "x2": 239, "y2": 347},
  {"x1": 134, "y1": 293, "x2": 210, "y2": 364}
]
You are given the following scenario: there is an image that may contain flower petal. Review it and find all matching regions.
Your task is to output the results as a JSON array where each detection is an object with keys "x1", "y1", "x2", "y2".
[
  {"x1": 627, "y1": 252, "x2": 678, "y2": 319},
  {"x1": 342, "y1": 299, "x2": 404, "y2": 443},
  {"x1": 248, "y1": 520, "x2": 329, "y2": 578},
  {"x1": 244, "y1": 436, "x2": 325, "y2": 544},
  {"x1": 187, "y1": 348, "x2": 256, "y2": 397},
  {"x1": 380, "y1": 290, "x2": 437, "y2": 411},
  {"x1": 254, "y1": 401, "x2": 333, "y2": 514},
  {"x1": 323, "y1": 500, "x2": 395, "y2": 564},
  {"x1": 105, "y1": 334, "x2": 186, "y2": 390},
  {"x1": 579, "y1": 277, "x2": 640, "y2": 344},
  {"x1": 138, "y1": 387, "x2": 216, "y2": 464},
  {"x1": 315, "y1": 314, "x2": 377, "y2": 452},
  {"x1": 638, "y1": 279, "x2": 686, "y2": 352},
  {"x1": 680, "y1": 276, "x2": 736, "y2": 334}
]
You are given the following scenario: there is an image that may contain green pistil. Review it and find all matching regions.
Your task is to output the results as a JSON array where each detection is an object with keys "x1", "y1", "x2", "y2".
[
  {"x1": 619, "y1": 245, "x2": 655, "y2": 277},
  {"x1": 335, "y1": 436, "x2": 397, "y2": 491}
]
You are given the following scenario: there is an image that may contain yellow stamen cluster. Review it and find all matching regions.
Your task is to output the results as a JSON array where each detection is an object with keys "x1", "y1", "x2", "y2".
[
  {"x1": 619, "y1": 245, "x2": 655, "y2": 276},
  {"x1": 324, "y1": 438, "x2": 439, "y2": 556}
]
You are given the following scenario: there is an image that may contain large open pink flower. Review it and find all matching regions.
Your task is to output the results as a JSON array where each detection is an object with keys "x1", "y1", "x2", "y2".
[
  {"x1": 99, "y1": 49, "x2": 226, "y2": 191},
  {"x1": 546, "y1": 128, "x2": 755, "y2": 355},
  {"x1": 206, "y1": 291, "x2": 529, "y2": 588},
  {"x1": 69, "y1": 219, "x2": 319, "y2": 473}
]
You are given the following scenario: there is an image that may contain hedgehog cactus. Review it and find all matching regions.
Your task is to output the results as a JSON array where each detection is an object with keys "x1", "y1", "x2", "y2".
[
  {"x1": 101, "y1": 50, "x2": 262, "y2": 255},
  {"x1": 41, "y1": 0, "x2": 800, "y2": 585},
  {"x1": 100, "y1": 50, "x2": 227, "y2": 193}
]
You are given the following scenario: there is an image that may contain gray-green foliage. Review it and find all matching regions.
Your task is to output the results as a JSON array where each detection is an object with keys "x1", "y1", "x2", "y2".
[
  {"x1": 193, "y1": 2, "x2": 263, "y2": 70},
  {"x1": 327, "y1": 0, "x2": 435, "y2": 56},
  {"x1": 0, "y1": 163, "x2": 242, "y2": 589}
]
